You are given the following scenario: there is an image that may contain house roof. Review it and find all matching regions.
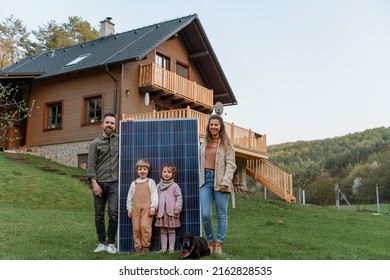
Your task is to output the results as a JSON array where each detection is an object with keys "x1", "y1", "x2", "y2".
[{"x1": 0, "y1": 14, "x2": 237, "y2": 106}]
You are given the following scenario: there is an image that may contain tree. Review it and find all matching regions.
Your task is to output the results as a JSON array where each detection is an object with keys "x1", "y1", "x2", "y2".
[
  {"x1": 0, "y1": 83, "x2": 34, "y2": 142},
  {"x1": 290, "y1": 157, "x2": 324, "y2": 204},
  {"x1": 308, "y1": 172, "x2": 336, "y2": 206},
  {"x1": 28, "y1": 16, "x2": 99, "y2": 55},
  {"x1": 372, "y1": 152, "x2": 390, "y2": 202},
  {"x1": 351, "y1": 177, "x2": 364, "y2": 211},
  {"x1": 0, "y1": 15, "x2": 31, "y2": 70}
]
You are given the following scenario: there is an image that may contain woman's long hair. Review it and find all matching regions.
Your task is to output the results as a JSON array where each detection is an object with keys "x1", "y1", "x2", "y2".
[{"x1": 204, "y1": 114, "x2": 232, "y2": 149}]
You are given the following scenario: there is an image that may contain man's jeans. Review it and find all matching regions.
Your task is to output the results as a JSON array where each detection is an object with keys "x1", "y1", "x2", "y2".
[
  {"x1": 199, "y1": 170, "x2": 230, "y2": 243},
  {"x1": 93, "y1": 182, "x2": 118, "y2": 245}
]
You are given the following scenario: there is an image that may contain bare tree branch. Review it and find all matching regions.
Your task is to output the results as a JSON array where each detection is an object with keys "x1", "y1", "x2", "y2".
[{"x1": 0, "y1": 83, "x2": 34, "y2": 141}]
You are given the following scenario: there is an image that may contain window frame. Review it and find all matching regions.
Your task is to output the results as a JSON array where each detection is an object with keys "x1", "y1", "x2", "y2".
[
  {"x1": 44, "y1": 100, "x2": 63, "y2": 130},
  {"x1": 65, "y1": 53, "x2": 91, "y2": 67},
  {"x1": 176, "y1": 62, "x2": 189, "y2": 79},
  {"x1": 82, "y1": 94, "x2": 103, "y2": 125},
  {"x1": 77, "y1": 153, "x2": 89, "y2": 169},
  {"x1": 155, "y1": 52, "x2": 170, "y2": 70}
]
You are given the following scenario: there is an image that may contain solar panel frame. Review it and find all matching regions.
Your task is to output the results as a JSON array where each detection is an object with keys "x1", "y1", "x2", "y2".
[{"x1": 118, "y1": 118, "x2": 201, "y2": 252}]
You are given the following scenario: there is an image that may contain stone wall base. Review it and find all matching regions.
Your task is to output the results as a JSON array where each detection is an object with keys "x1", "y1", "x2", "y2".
[{"x1": 29, "y1": 141, "x2": 90, "y2": 168}]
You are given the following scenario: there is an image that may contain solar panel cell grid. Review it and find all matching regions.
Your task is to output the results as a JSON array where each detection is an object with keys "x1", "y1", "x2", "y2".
[{"x1": 118, "y1": 119, "x2": 200, "y2": 252}]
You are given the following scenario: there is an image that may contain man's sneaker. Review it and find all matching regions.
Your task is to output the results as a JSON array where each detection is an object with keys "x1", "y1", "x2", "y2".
[
  {"x1": 93, "y1": 243, "x2": 107, "y2": 253},
  {"x1": 106, "y1": 244, "x2": 118, "y2": 254}
]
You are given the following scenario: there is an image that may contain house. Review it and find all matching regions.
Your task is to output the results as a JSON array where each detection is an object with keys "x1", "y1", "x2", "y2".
[{"x1": 0, "y1": 14, "x2": 295, "y2": 202}]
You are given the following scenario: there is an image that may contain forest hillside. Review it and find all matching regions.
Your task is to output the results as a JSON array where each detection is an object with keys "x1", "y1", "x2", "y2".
[{"x1": 266, "y1": 126, "x2": 390, "y2": 206}]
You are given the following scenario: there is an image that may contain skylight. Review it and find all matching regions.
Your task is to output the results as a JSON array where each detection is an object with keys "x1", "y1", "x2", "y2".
[{"x1": 65, "y1": 54, "x2": 91, "y2": 67}]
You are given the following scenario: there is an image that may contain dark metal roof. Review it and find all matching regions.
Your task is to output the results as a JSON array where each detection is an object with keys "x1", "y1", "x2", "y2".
[{"x1": 0, "y1": 14, "x2": 237, "y2": 105}]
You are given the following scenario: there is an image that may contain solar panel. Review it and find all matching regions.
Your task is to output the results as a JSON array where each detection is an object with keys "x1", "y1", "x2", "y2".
[{"x1": 118, "y1": 118, "x2": 200, "y2": 252}]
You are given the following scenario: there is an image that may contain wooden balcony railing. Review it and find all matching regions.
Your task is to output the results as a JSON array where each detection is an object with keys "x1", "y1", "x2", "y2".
[
  {"x1": 139, "y1": 63, "x2": 214, "y2": 110},
  {"x1": 122, "y1": 107, "x2": 267, "y2": 156},
  {"x1": 225, "y1": 122, "x2": 267, "y2": 156}
]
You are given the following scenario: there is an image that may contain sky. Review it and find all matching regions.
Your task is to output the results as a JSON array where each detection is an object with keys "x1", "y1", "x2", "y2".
[{"x1": 1, "y1": 0, "x2": 389, "y2": 145}]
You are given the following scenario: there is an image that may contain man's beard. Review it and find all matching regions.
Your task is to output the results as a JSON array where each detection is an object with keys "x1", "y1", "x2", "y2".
[{"x1": 104, "y1": 127, "x2": 114, "y2": 136}]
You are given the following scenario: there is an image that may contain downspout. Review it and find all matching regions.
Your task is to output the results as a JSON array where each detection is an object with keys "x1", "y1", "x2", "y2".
[
  {"x1": 104, "y1": 65, "x2": 118, "y2": 114},
  {"x1": 119, "y1": 64, "x2": 125, "y2": 116}
]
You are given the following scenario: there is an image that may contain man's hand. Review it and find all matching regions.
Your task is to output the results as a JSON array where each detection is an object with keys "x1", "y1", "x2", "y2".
[{"x1": 92, "y1": 180, "x2": 102, "y2": 197}]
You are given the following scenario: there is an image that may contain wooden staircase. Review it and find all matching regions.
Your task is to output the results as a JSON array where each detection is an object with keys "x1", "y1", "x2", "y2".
[{"x1": 246, "y1": 159, "x2": 296, "y2": 203}]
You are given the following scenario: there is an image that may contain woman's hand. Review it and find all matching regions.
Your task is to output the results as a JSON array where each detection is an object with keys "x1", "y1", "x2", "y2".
[{"x1": 219, "y1": 185, "x2": 229, "y2": 192}]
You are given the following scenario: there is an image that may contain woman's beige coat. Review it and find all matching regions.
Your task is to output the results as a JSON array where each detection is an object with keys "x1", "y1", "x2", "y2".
[{"x1": 199, "y1": 141, "x2": 237, "y2": 191}]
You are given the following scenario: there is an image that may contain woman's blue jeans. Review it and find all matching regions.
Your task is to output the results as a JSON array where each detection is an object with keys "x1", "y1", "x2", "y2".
[{"x1": 199, "y1": 170, "x2": 230, "y2": 243}]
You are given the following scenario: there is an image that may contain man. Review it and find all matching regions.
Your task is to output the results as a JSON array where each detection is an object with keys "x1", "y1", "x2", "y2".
[{"x1": 87, "y1": 112, "x2": 119, "y2": 253}]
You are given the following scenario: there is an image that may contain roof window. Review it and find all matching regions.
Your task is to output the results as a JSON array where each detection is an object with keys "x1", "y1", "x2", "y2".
[{"x1": 65, "y1": 54, "x2": 91, "y2": 67}]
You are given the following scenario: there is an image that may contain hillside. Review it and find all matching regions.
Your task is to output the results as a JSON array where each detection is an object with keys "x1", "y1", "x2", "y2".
[
  {"x1": 267, "y1": 126, "x2": 390, "y2": 204},
  {"x1": 268, "y1": 126, "x2": 390, "y2": 167}
]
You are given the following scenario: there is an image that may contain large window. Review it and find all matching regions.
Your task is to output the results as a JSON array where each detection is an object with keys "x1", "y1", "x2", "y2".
[
  {"x1": 45, "y1": 101, "x2": 62, "y2": 129},
  {"x1": 84, "y1": 95, "x2": 102, "y2": 124},
  {"x1": 176, "y1": 62, "x2": 189, "y2": 79},
  {"x1": 155, "y1": 53, "x2": 170, "y2": 87}
]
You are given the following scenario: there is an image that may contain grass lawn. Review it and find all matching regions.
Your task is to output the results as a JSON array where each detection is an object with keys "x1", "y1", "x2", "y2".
[{"x1": 1, "y1": 152, "x2": 390, "y2": 260}]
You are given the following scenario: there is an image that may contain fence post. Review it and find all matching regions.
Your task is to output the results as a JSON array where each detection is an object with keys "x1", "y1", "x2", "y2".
[
  {"x1": 249, "y1": 129, "x2": 253, "y2": 150},
  {"x1": 231, "y1": 122, "x2": 235, "y2": 144},
  {"x1": 376, "y1": 184, "x2": 380, "y2": 213}
]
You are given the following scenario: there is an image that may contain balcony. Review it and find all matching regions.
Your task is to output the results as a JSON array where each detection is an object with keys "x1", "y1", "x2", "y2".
[
  {"x1": 139, "y1": 63, "x2": 214, "y2": 113},
  {"x1": 122, "y1": 107, "x2": 267, "y2": 158}
]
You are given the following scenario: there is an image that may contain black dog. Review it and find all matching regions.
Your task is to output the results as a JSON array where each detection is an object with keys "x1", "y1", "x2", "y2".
[{"x1": 179, "y1": 232, "x2": 210, "y2": 259}]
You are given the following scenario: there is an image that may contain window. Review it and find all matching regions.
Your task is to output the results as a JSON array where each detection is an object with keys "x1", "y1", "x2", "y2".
[
  {"x1": 65, "y1": 53, "x2": 91, "y2": 67},
  {"x1": 84, "y1": 96, "x2": 102, "y2": 124},
  {"x1": 176, "y1": 63, "x2": 189, "y2": 79},
  {"x1": 46, "y1": 102, "x2": 62, "y2": 129},
  {"x1": 78, "y1": 154, "x2": 88, "y2": 169},
  {"x1": 155, "y1": 53, "x2": 171, "y2": 87},
  {"x1": 155, "y1": 53, "x2": 170, "y2": 70}
]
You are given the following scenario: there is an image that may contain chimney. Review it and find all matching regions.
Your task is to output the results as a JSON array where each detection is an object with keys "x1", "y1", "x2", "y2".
[{"x1": 99, "y1": 17, "x2": 115, "y2": 37}]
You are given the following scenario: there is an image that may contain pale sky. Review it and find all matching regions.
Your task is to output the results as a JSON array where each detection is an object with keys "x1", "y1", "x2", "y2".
[{"x1": 1, "y1": 0, "x2": 389, "y2": 145}]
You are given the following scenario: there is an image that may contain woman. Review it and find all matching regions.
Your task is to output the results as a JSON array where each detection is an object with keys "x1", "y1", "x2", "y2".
[{"x1": 199, "y1": 114, "x2": 236, "y2": 254}]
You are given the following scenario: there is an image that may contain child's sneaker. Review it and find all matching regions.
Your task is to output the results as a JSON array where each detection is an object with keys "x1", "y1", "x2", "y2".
[
  {"x1": 135, "y1": 247, "x2": 143, "y2": 255},
  {"x1": 106, "y1": 244, "x2": 118, "y2": 254},
  {"x1": 142, "y1": 247, "x2": 150, "y2": 254},
  {"x1": 93, "y1": 243, "x2": 107, "y2": 252}
]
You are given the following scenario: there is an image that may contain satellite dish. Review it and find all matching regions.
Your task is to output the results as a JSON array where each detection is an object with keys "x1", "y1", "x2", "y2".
[
  {"x1": 144, "y1": 92, "x2": 150, "y2": 105},
  {"x1": 214, "y1": 102, "x2": 224, "y2": 115}
]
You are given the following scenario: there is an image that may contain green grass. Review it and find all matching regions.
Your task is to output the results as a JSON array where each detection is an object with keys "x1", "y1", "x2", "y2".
[{"x1": 1, "y1": 152, "x2": 390, "y2": 260}]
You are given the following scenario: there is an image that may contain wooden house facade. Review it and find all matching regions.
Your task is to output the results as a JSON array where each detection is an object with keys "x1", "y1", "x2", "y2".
[{"x1": 0, "y1": 15, "x2": 295, "y2": 202}]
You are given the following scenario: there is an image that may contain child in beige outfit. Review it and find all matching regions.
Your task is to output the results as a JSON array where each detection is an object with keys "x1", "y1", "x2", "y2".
[{"x1": 127, "y1": 159, "x2": 158, "y2": 255}]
